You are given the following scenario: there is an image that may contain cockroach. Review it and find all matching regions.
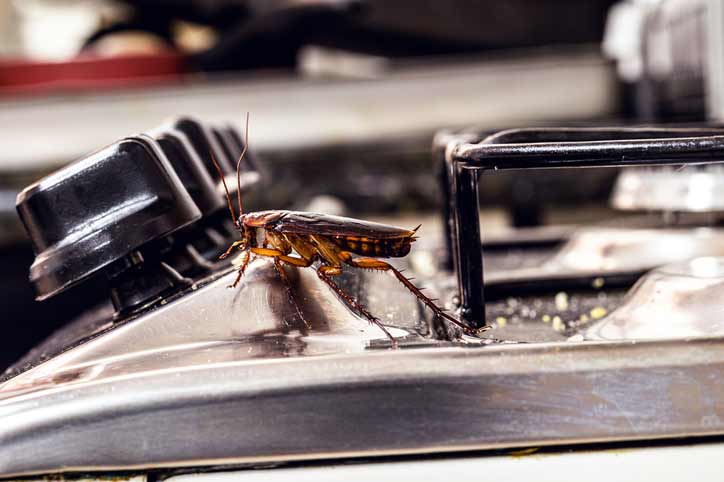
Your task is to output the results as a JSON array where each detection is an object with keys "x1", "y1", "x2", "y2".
[{"x1": 212, "y1": 114, "x2": 480, "y2": 346}]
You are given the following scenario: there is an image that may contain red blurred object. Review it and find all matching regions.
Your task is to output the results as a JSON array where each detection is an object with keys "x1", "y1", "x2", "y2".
[{"x1": 0, "y1": 52, "x2": 190, "y2": 97}]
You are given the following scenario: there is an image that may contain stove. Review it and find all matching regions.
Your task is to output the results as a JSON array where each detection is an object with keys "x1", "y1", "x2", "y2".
[{"x1": 3, "y1": 114, "x2": 724, "y2": 478}]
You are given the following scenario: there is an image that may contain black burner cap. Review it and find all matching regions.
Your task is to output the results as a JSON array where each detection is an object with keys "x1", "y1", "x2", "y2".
[
  {"x1": 170, "y1": 116, "x2": 238, "y2": 196},
  {"x1": 149, "y1": 128, "x2": 226, "y2": 217},
  {"x1": 16, "y1": 136, "x2": 201, "y2": 300}
]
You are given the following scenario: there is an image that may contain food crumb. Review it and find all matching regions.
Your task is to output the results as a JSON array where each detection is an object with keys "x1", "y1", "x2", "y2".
[
  {"x1": 495, "y1": 316, "x2": 508, "y2": 327},
  {"x1": 592, "y1": 277, "x2": 605, "y2": 289},
  {"x1": 542, "y1": 314, "x2": 551, "y2": 323},
  {"x1": 554, "y1": 292, "x2": 569, "y2": 311},
  {"x1": 590, "y1": 307, "x2": 608, "y2": 319},
  {"x1": 552, "y1": 315, "x2": 564, "y2": 332}
]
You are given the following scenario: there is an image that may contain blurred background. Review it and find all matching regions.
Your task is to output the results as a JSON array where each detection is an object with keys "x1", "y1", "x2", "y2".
[{"x1": 0, "y1": 0, "x2": 714, "y2": 369}]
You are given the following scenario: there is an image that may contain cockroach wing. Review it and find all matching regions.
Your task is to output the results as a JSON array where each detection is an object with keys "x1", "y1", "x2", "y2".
[{"x1": 253, "y1": 210, "x2": 417, "y2": 240}]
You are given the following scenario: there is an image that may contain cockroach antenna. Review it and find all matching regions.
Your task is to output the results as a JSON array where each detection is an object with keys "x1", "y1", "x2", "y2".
[
  {"x1": 235, "y1": 112, "x2": 250, "y2": 217},
  {"x1": 210, "y1": 149, "x2": 237, "y2": 227}
]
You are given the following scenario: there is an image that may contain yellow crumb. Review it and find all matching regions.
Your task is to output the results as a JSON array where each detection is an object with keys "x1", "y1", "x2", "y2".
[
  {"x1": 509, "y1": 447, "x2": 540, "y2": 457},
  {"x1": 590, "y1": 307, "x2": 608, "y2": 319}
]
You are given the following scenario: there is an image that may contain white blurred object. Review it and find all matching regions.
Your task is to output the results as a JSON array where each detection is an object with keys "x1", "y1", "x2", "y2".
[
  {"x1": 298, "y1": 46, "x2": 390, "y2": 79},
  {"x1": 612, "y1": 0, "x2": 724, "y2": 120},
  {"x1": 544, "y1": 227, "x2": 724, "y2": 272},
  {"x1": 603, "y1": 0, "x2": 662, "y2": 82},
  {"x1": 612, "y1": 165, "x2": 724, "y2": 212},
  {"x1": 12, "y1": 0, "x2": 123, "y2": 60}
]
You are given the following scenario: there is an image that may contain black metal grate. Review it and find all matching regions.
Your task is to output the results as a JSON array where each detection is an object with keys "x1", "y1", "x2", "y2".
[{"x1": 438, "y1": 126, "x2": 724, "y2": 329}]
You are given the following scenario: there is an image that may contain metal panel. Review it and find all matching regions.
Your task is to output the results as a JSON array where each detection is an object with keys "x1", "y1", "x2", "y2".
[{"x1": 1, "y1": 265, "x2": 724, "y2": 477}]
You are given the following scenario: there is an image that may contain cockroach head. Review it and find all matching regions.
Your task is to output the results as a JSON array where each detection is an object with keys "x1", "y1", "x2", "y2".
[{"x1": 237, "y1": 213, "x2": 248, "y2": 233}]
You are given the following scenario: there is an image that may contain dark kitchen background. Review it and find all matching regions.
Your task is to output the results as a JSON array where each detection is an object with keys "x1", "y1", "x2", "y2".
[{"x1": 0, "y1": 0, "x2": 709, "y2": 369}]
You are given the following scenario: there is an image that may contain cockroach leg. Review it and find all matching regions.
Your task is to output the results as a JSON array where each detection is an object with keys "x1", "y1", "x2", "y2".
[
  {"x1": 219, "y1": 240, "x2": 244, "y2": 259},
  {"x1": 278, "y1": 255, "x2": 313, "y2": 267},
  {"x1": 228, "y1": 250, "x2": 252, "y2": 289},
  {"x1": 249, "y1": 247, "x2": 314, "y2": 268},
  {"x1": 250, "y1": 247, "x2": 284, "y2": 257},
  {"x1": 345, "y1": 256, "x2": 482, "y2": 335},
  {"x1": 273, "y1": 258, "x2": 310, "y2": 329},
  {"x1": 316, "y1": 265, "x2": 398, "y2": 348}
]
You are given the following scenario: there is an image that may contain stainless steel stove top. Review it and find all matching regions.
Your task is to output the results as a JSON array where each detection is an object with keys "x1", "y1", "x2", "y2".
[
  {"x1": 5, "y1": 198, "x2": 724, "y2": 477},
  {"x1": 5, "y1": 108, "x2": 724, "y2": 481},
  {"x1": 3, "y1": 249, "x2": 724, "y2": 477}
]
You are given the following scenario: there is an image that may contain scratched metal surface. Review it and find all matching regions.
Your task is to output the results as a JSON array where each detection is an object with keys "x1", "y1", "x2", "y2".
[{"x1": 2, "y1": 261, "x2": 724, "y2": 477}]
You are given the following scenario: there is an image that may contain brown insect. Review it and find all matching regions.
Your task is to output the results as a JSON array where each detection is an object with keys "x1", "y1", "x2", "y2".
[{"x1": 212, "y1": 115, "x2": 479, "y2": 346}]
